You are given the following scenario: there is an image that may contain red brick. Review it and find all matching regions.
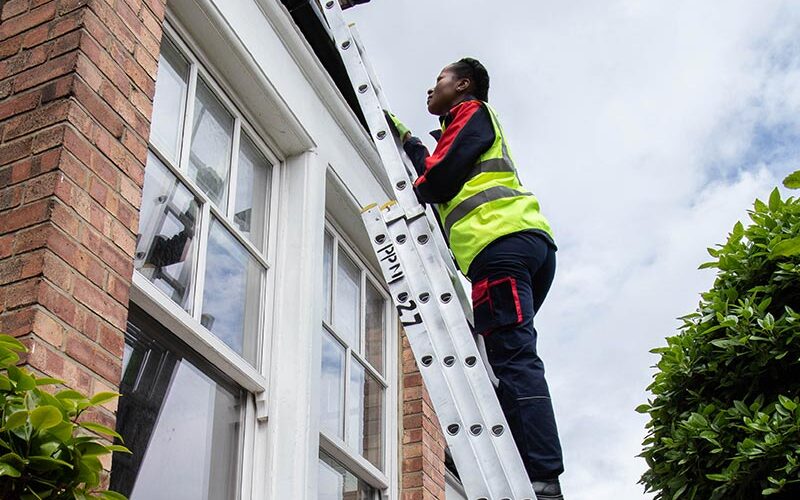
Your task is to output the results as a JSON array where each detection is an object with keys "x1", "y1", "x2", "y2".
[
  {"x1": 0, "y1": 305, "x2": 36, "y2": 337},
  {"x1": 85, "y1": 0, "x2": 136, "y2": 54},
  {"x1": 139, "y1": 3, "x2": 162, "y2": 39},
  {"x1": 12, "y1": 222, "x2": 51, "y2": 253},
  {"x1": 0, "y1": 135, "x2": 34, "y2": 165},
  {"x1": 72, "y1": 274, "x2": 127, "y2": 329},
  {"x1": 12, "y1": 50, "x2": 79, "y2": 93},
  {"x1": 72, "y1": 75, "x2": 125, "y2": 138},
  {"x1": 78, "y1": 31, "x2": 130, "y2": 97},
  {"x1": 0, "y1": 234, "x2": 12, "y2": 259},
  {"x1": 0, "y1": 198, "x2": 51, "y2": 234},
  {"x1": 1, "y1": 0, "x2": 31, "y2": 22},
  {"x1": 32, "y1": 123, "x2": 67, "y2": 152},
  {"x1": 105, "y1": 271, "x2": 129, "y2": 306},
  {"x1": 96, "y1": 321, "x2": 122, "y2": 358},
  {"x1": 0, "y1": 2, "x2": 56, "y2": 41},
  {"x1": 32, "y1": 305, "x2": 66, "y2": 347},
  {"x1": 38, "y1": 278, "x2": 77, "y2": 326},
  {"x1": 56, "y1": 0, "x2": 87, "y2": 16},
  {"x1": 65, "y1": 329, "x2": 120, "y2": 382},
  {"x1": 3, "y1": 277, "x2": 41, "y2": 309}
]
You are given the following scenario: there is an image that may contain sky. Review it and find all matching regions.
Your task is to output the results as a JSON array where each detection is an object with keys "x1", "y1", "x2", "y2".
[{"x1": 346, "y1": 2, "x2": 800, "y2": 498}]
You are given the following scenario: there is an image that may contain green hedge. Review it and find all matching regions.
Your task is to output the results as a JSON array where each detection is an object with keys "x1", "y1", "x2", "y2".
[
  {"x1": 639, "y1": 187, "x2": 800, "y2": 499},
  {"x1": 0, "y1": 335, "x2": 129, "y2": 499}
]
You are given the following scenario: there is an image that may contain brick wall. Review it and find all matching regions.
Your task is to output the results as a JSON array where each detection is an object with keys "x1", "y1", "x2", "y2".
[
  {"x1": 0, "y1": 0, "x2": 164, "y2": 451},
  {"x1": 402, "y1": 330, "x2": 447, "y2": 499}
]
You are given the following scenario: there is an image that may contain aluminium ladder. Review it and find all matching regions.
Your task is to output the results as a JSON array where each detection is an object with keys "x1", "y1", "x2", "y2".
[{"x1": 320, "y1": 2, "x2": 537, "y2": 499}]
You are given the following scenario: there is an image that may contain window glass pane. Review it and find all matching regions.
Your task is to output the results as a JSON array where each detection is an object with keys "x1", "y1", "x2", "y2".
[
  {"x1": 112, "y1": 319, "x2": 241, "y2": 500},
  {"x1": 348, "y1": 360, "x2": 384, "y2": 470},
  {"x1": 347, "y1": 360, "x2": 364, "y2": 452},
  {"x1": 135, "y1": 152, "x2": 199, "y2": 312},
  {"x1": 320, "y1": 329, "x2": 345, "y2": 438},
  {"x1": 201, "y1": 218, "x2": 263, "y2": 363},
  {"x1": 150, "y1": 38, "x2": 188, "y2": 164},
  {"x1": 318, "y1": 453, "x2": 377, "y2": 500},
  {"x1": 188, "y1": 79, "x2": 233, "y2": 208},
  {"x1": 365, "y1": 281, "x2": 384, "y2": 374},
  {"x1": 234, "y1": 134, "x2": 270, "y2": 250},
  {"x1": 323, "y1": 231, "x2": 333, "y2": 323},
  {"x1": 335, "y1": 250, "x2": 360, "y2": 347},
  {"x1": 362, "y1": 370, "x2": 384, "y2": 469}
]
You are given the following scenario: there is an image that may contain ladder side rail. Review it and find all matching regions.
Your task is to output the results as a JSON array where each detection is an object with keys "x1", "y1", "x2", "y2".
[
  {"x1": 362, "y1": 207, "x2": 493, "y2": 498},
  {"x1": 396, "y1": 207, "x2": 536, "y2": 498},
  {"x1": 326, "y1": 2, "x2": 475, "y2": 323}
]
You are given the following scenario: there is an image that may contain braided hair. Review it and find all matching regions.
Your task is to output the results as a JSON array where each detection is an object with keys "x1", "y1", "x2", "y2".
[{"x1": 450, "y1": 57, "x2": 490, "y2": 102}]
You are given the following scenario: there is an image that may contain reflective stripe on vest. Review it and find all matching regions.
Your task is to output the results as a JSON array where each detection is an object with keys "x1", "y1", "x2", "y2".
[
  {"x1": 436, "y1": 101, "x2": 554, "y2": 274},
  {"x1": 443, "y1": 186, "x2": 533, "y2": 235}
]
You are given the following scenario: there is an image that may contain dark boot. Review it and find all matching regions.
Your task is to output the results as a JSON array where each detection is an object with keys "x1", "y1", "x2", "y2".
[{"x1": 532, "y1": 478, "x2": 564, "y2": 500}]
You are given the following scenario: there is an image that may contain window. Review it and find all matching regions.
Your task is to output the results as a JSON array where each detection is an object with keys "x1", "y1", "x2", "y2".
[
  {"x1": 111, "y1": 308, "x2": 243, "y2": 500},
  {"x1": 133, "y1": 33, "x2": 276, "y2": 367},
  {"x1": 121, "y1": 24, "x2": 278, "y2": 499},
  {"x1": 319, "y1": 223, "x2": 391, "y2": 496},
  {"x1": 318, "y1": 452, "x2": 376, "y2": 500}
]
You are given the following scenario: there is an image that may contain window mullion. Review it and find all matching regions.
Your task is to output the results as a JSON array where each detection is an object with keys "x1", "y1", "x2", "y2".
[
  {"x1": 178, "y1": 62, "x2": 198, "y2": 173},
  {"x1": 191, "y1": 203, "x2": 211, "y2": 321},
  {"x1": 343, "y1": 346, "x2": 351, "y2": 442},
  {"x1": 227, "y1": 118, "x2": 242, "y2": 219},
  {"x1": 360, "y1": 269, "x2": 366, "y2": 356},
  {"x1": 331, "y1": 240, "x2": 339, "y2": 332}
]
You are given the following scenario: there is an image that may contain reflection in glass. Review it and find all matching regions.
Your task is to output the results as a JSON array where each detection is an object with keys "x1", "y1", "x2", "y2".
[
  {"x1": 150, "y1": 38, "x2": 188, "y2": 164},
  {"x1": 362, "y1": 370, "x2": 384, "y2": 469},
  {"x1": 318, "y1": 452, "x2": 376, "y2": 500},
  {"x1": 234, "y1": 134, "x2": 270, "y2": 249},
  {"x1": 201, "y1": 218, "x2": 262, "y2": 363},
  {"x1": 112, "y1": 318, "x2": 241, "y2": 500},
  {"x1": 320, "y1": 330, "x2": 345, "y2": 439},
  {"x1": 347, "y1": 361, "x2": 384, "y2": 469},
  {"x1": 323, "y1": 231, "x2": 333, "y2": 323},
  {"x1": 335, "y1": 250, "x2": 360, "y2": 347},
  {"x1": 347, "y1": 360, "x2": 364, "y2": 452},
  {"x1": 135, "y1": 152, "x2": 199, "y2": 312},
  {"x1": 365, "y1": 281, "x2": 384, "y2": 375},
  {"x1": 188, "y1": 79, "x2": 233, "y2": 208}
]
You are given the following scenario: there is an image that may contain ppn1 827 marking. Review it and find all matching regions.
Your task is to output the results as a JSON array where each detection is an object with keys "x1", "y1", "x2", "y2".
[{"x1": 375, "y1": 242, "x2": 404, "y2": 284}]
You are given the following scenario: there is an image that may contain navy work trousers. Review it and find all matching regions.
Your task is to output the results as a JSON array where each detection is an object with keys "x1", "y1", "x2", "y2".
[{"x1": 467, "y1": 231, "x2": 564, "y2": 481}]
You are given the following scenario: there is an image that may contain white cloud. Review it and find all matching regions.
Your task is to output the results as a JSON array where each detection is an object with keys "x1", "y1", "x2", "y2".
[{"x1": 348, "y1": 2, "x2": 800, "y2": 498}]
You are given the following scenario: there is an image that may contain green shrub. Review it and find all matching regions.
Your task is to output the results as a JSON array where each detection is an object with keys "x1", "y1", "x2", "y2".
[
  {"x1": 639, "y1": 188, "x2": 800, "y2": 499},
  {"x1": 0, "y1": 334, "x2": 129, "y2": 499}
]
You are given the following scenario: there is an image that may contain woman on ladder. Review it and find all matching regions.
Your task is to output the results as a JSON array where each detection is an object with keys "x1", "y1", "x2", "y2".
[{"x1": 386, "y1": 57, "x2": 565, "y2": 500}]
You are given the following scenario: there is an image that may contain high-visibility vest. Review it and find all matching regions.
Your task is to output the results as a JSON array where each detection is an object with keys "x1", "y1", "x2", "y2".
[{"x1": 436, "y1": 103, "x2": 555, "y2": 274}]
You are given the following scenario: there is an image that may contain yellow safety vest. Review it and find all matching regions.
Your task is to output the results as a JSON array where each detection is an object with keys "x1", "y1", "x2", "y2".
[{"x1": 436, "y1": 103, "x2": 555, "y2": 274}]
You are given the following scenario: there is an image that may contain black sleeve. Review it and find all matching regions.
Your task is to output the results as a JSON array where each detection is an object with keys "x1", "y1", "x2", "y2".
[{"x1": 411, "y1": 101, "x2": 495, "y2": 204}]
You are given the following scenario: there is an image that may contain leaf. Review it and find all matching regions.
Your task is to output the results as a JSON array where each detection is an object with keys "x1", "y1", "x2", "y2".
[
  {"x1": 4, "y1": 410, "x2": 29, "y2": 430},
  {"x1": 16, "y1": 371, "x2": 36, "y2": 391},
  {"x1": 79, "y1": 422, "x2": 122, "y2": 441},
  {"x1": 28, "y1": 455, "x2": 74, "y2": 470},
  {"x1": 778, "y1": 395, "x2": 797, "y2": 411},
  {"x1": 35, "y1": 377, "x2": 64, "y2": 386},
  {"x1": 97, "y1": 491, "x2": 128, "y2": 500},
  {"x1": 56, "y1": 390, "x2": 86, "y2": 401},
  {"x1": 0, "y1": 462, "x2": 21, "y2": 478},
  {"x1": 0, "y1": 335, "x2": 26, "y2": 352},
  {"x1": 771, "y1": 237, "x2": 800, "y2": 258},
  {"x1": 105, "y1": 445, "x2": 131, "y2": 454},
  {"x1": 769, "y1": 187, "x2": 781, "y2": 211},
  {"x1": 30, "y1": 406, "x2": 62, "y2": 431},
  {"x1": 88, "y1": 392, "x2": 119, "y2": 407},
  {"x1": 783, "y1": 170, "x2": 800, "y2": 189}
]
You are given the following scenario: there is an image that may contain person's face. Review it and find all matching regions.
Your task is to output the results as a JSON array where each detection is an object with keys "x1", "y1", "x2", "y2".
[{"x1": 427, "y1": 66, "x2": 470, "y2": 116}]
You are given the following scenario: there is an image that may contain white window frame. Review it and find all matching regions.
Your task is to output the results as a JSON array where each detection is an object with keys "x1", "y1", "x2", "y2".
[
  {"x1": 129, "y1": 19, "x2": 283, "y2": 500},
  {"x1": 319, "y1": 217, "x2": 399, "y2": 495}
]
